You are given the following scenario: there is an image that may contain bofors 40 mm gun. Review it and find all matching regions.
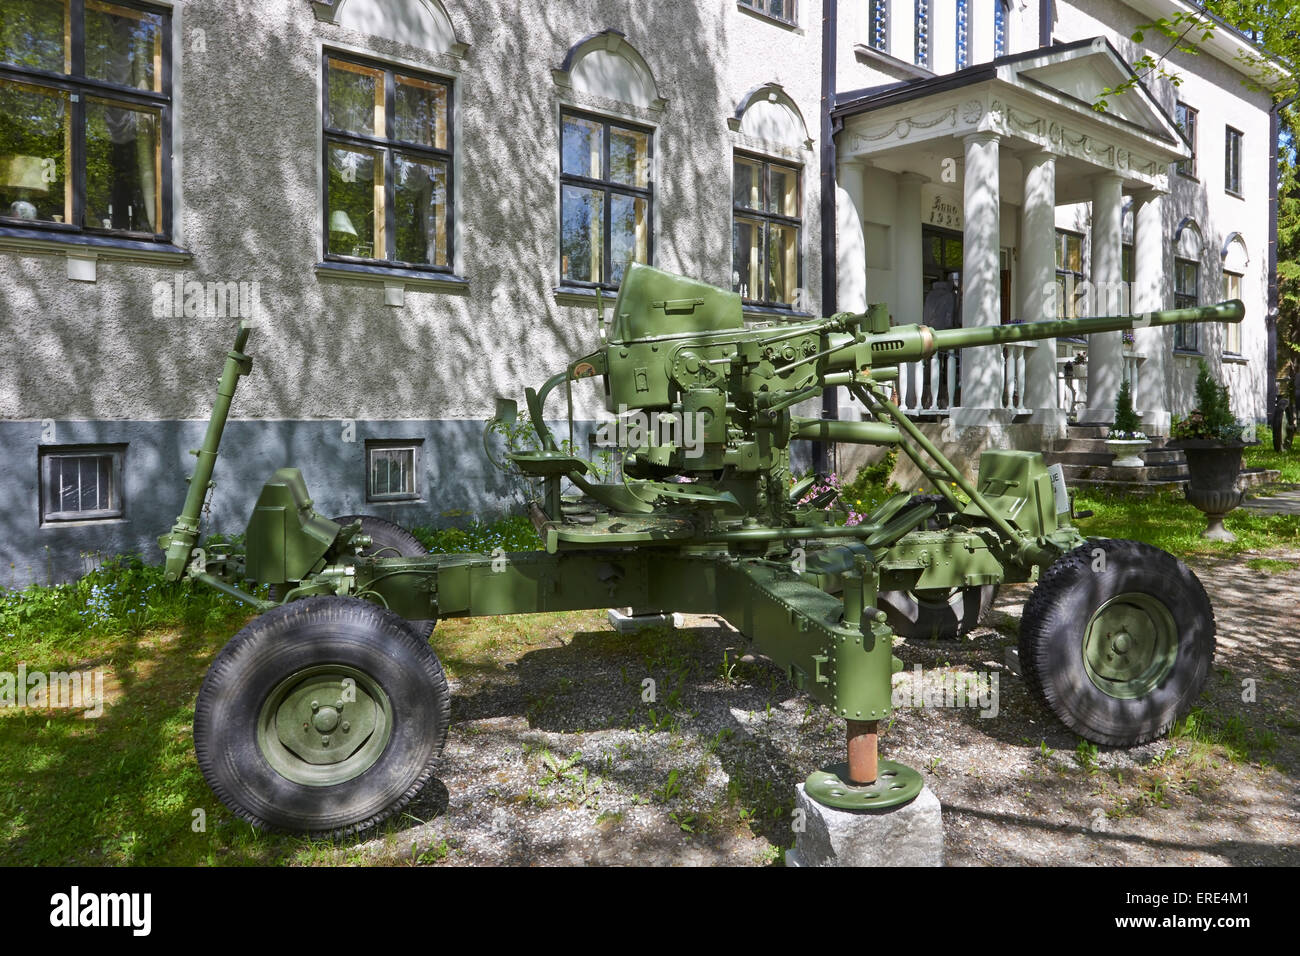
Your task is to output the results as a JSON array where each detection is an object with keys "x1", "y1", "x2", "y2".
[{"x1": 162, "y1": 263, "x2": 1243, "y2": 837}]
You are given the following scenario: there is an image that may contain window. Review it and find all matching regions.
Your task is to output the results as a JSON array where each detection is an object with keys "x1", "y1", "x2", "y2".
[
  {"x1": 323, "y1": 52, "x2": 453, "y2": 270},
  {"x1": 922, "y1": 226, "x2": 962, "y2": 296},
  {"x1": 1174, "y1": 103, "x2": 1197, "y2": 178},
  {"x1": 738, "y1": 0, "x2": 796, "y2": 24},
  {"x1": 1225, "y1": 127, "x2": 1242, "y2": 196},
  {"x1": 40, "y1": 445, "x2": 124, "y2": 522},
  {"x1": 914, "y1": 0, "x2": 930, "y2": 68},
  {"x1": 1223, "y1": 271, "x2": 1243, "y2": 354},
  {"x1": 993, "y1": 0, "x2": 1008, "y2": 57},
  {"x1": 1, "y1": 0, "x2": 171, "y2": 238},
  {"x1": 559, "y1": 110, "x2": 652, "y2": 289},
  {"x1": 1174, "y1": 257, "x2": 1199, "y2": 350},
  {"x1": 869, "y1": 0, "x2": 889, "y2": 51},
  {"x1": 366, "y1": 441, "x2": 421, "y2": 502},
  {"x1": 955, "y1": 0, "x2": 969, "y2": 69},
  {"x1": 1055, "y1": 230, "x2": 1085, "y2": 324},
  {"x1": 732, "y1": 153, "x2": 801, "y2": 307}
]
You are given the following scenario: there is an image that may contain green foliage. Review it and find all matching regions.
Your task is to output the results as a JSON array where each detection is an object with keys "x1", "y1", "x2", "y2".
[
  {"x1": 411, "y1": 515, "x2": 540, "y2": 554},
  {"x1": 1170, "y1": 360, "x2": 1240, "y2": 441},
  {"x1": 0, "y1": 553, "x2": 248, "y2": 646},
  {"x1": 1107, "y1": 378, "x2": 1145, "y2": 439},
  {"x1": 1093, "y1": 11, "x2": 1214, "y2": 110},
  {"x1": 834, "y1": 449, "x2": 901, "y2": 522}
]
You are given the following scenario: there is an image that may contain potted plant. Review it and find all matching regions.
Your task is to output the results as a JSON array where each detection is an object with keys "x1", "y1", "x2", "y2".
[
  {"x1": 1104, "y1": 378, "x2": 1149, "y2": 468},
  {"x1": 1168, "y1": 360, "x2": 1247, "y2": 541}
]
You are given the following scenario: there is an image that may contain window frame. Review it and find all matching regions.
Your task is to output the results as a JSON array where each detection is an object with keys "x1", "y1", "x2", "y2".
[
  {"x1": 364, "y1": 439, "x2": 423, "y2": 503},
  {"x1": 737, "y1": 0, "x2": 797, "y2": 26},
  {"x1": 993, "y1": 0, "x2": 1009, "y2": 57},
  {"x1": 731, "y1": 150, "x2": 803, "y2": 310},
  {"x1": 869, "y1": 0, "x2": 889, "y2": 52},
  {"x1": 1054, "y1": 229, "x2": 1085, "y2": 332},
  {"x1": 39, "y1": 443, "x2": 126, "y2": 523},
  {"x1": 1225, "y1": 126, "x2": 1243, "y2": 197},
  {"x1": 557, "y1": 107, "x2": 655, "y2": 292},
  {"x1": 954, "y1": 0, "x2": 969, "y2": 69},
  {"x1": 1223, "y1": 270, "x2": 1243, "y2": 355},
  {"x1": 0, "y1": 0, "x2": 173, "y2": 241},
  {"x1": 914, "y1": 0, "x2": 930, "y2": 68},
  {"x1": 1174, "y1": 102, "x2": 1197, "y2": 179},
  {"x1": 1173, "y1": 256, "x2": 1200, "y2": 351},
  {"x1": 321, "y1": 49, "x2": 456, "y2": 274}
]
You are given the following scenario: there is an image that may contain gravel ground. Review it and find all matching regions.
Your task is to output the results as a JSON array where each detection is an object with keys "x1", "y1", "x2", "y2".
[{"x1": 335, "y1": 547, "x2": 1300, "y2": 867}]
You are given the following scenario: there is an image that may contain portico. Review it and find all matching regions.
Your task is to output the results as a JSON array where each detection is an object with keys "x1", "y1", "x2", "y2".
[{"x1": 832, "y1": 38, "x2": 1190, "y2": 441}]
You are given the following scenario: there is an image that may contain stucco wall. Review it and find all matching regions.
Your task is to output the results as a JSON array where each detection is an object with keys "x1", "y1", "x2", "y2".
[{"x1": 0, "y1": 0, "x2": 830, "y2": 584}]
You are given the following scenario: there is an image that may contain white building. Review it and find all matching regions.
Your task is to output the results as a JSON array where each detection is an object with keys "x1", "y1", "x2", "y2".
[{"x1": 0, "y1": 0, "x2": 1288, "y2": 585}]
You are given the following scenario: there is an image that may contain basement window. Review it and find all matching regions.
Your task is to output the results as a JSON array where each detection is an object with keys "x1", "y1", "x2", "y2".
[
  {"x1": 366, "y1": 440, "x2": 421, "y2": 502},
  {"x1": 40, "y1": 445, "x2": 125, "y2": 522}
]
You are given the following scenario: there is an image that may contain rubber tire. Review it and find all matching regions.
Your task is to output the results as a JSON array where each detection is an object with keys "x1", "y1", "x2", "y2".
[
  {"x1": 195, "y1": 596, "x2": 451, "y2": 837},
  {"x1": 334, "y1": 514, "x2": 436, "y2": 641},
  {"x1": 877, "y1": 495, "x2": 998, "y2": 640},
  {"x1": 1018, "y1": 538, "x2": 1215, "y2": 746}
]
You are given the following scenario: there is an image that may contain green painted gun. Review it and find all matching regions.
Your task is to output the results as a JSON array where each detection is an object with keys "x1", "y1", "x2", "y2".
[{"x1": 168, "y1": 263, "x2": 1240, "y2": 839}]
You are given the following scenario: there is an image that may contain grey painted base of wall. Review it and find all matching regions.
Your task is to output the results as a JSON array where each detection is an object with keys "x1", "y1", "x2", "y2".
[{"x1": 1, "y1": 418, "x2": 813, "y2": 587}]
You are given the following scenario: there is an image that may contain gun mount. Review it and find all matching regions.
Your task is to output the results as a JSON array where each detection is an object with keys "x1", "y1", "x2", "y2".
[{"x1": 169, "y1": 263, "x2": 1239, "y2": 838}]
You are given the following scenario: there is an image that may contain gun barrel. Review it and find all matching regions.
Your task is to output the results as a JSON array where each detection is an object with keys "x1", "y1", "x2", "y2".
[
  {"x1": 159, "y1": 323, "x2": 254, "y2": 580},
  {"x1": 928, "y1": 300, "x2": 1244, "y2": 352}
]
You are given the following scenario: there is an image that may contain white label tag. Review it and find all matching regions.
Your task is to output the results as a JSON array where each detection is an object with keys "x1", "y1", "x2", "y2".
[{"x1": 1048, "y1": 463, "x2": 1070, "y2": 515}]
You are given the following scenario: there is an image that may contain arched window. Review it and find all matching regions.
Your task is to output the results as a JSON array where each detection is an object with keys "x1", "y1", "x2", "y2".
[
  {"x1": 553, "y1": 32, "x2": 663, "y2": 290},
  {"x1": 955, "y1": 0, "x2": 969, "y2": 69},
  {"x1": 1173, "y1": 218, "x2": 1204, "y2": 351},
  {"x1": 1221, "y1": 233, "x2": 1250, "y2": 355},
  {"x1": 731, "y1": 86, "x2": 810, "y2": 309}
]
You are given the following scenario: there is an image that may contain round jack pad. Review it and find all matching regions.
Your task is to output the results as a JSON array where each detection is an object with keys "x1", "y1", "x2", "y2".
[{"x1": 804, "y1": 759, "x2": 924, "y2": 811}]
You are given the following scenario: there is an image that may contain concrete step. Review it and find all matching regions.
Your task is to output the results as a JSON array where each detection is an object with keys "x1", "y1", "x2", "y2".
[
  {"x1": 1068, "y1": 467, "x2": 1280, "y2": 496},
  {"x1": 1048, "y1": 448, "x2": 1185, "y2": 467},
  {"x1": 1069, "y1": 478, "x2": 1186, "y2": 496},
  {"x1": 1064, "y1": 463, "x2": 1190, "y2": 482},
  {"x1": 1052, "y1": 437, "x2": 1180, "y2": 454}
]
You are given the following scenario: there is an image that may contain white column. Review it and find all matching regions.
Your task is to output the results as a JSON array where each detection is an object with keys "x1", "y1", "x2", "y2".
[
  {"x1": 1082, "y1": 172, "x2": 1124, "y2": 423},
  {"x1": 1132, "y1": 190, "x2": 1171, "y2": 434},
  {"x1": 1019, "y1": 150, "x2": 1063, "y2": 431},
  {"x1": 837, "y1": 158, "x2": 869, "y2": 314},
  {"x1": 952, "y1": 131, "x2": 1004, "y2": 424},
  {"x1": 895, "y1": 171, "x2": 925, "y2": 412},
  {"x1": 836, "y1": 158, "x2": 869, "y2": 421}
]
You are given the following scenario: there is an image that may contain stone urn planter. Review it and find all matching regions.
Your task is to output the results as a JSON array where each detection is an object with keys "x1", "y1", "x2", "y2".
[
  {"x1": 1167, "y1": 438, "x2": 1247, "y2": 541},
  {"x1": 1104, "y1": 438, "x2": 1150, "y2": 469}
]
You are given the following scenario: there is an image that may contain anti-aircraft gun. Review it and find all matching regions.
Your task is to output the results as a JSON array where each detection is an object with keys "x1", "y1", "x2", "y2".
[{"x1": 165, "y1": 263, "x2": 1242, "y2": 836}]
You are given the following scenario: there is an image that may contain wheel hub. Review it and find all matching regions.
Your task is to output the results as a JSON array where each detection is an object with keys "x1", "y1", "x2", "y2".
[
  {"x1": 259, "y1": 665, "x2": 393, "y2": 785},
  {"x1": 1082, "y1": 593, "x2": 1178, "y2": 699}
]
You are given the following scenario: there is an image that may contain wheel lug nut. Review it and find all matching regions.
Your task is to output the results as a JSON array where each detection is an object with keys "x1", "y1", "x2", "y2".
[
  {"x1": 335, "y1": 699, "x2": 344, "y2": 709},
  {"x1": 342, "y1": 722, "x2": 351, "y2": 732},
  {"x1": 322, "y1": 735, "x2": 330, "y2": 745},
  {"x1": 311, "y1": 700, "x2": 319, "y2": 711}
]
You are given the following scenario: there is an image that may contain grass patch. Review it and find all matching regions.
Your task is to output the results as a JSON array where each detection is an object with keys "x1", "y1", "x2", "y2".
[
  {"x1": 1071, "y1": 488, "x2": 1300, "y2": 558},
  {"x1": 1245, "y1": 427, "x2": 1300, "y2": 484},
  {"x1": 1245, "y1": 557, "x2": 1299, "y2": 573}
]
